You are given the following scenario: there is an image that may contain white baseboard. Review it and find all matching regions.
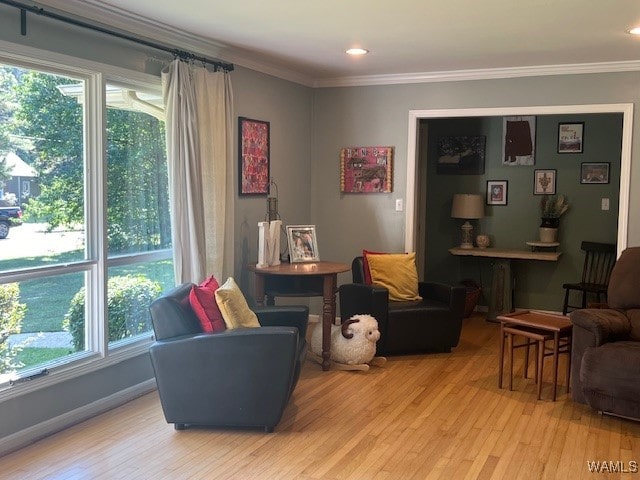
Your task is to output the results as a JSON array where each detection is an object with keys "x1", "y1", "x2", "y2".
[{"x1": 0, "y1": 379, "x2": 157, "y2": 457}]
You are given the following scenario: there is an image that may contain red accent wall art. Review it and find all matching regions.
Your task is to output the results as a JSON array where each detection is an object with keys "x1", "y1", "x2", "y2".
[
  {"x1": 340, "y1": 146, "x2": 393, "y2": 193},
  {"x1": 238, "y1": 117, "x2": 270, "y2": 195}
]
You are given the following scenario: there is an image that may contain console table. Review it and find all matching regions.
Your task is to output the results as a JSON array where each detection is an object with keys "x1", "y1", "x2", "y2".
[
  {"x1": 248, "y1": 261, "x2": 350, "y2": 371},
  {"x1": 448, "y1": 247, "x2": 562, "y2": 320}
]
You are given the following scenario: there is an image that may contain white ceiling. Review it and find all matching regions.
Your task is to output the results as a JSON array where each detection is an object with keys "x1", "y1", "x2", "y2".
[{"x1": 34, "y1": 0, "x2": 640, "y2": 87}]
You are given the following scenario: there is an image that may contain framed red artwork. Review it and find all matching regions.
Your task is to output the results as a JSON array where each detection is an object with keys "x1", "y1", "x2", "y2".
[
  {"x1": 238, "y1": 117, "x2": 270, "y2": 195},
  {"x1": 340, "y1": 146, "x2": 393, "y2": 193}
]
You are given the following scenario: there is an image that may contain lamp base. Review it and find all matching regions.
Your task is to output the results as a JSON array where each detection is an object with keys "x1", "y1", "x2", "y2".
[{"x1": 459, "y1": 221, "x2": 474, "y2": 249}]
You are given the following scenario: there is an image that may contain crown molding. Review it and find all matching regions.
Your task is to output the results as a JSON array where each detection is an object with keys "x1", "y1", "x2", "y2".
[
  {"x1": 29, "y1": 1, "x2": 640, "y2": 89},
  {"x1": 313, "y1": 60, "x2": 640, "y2": 88}
]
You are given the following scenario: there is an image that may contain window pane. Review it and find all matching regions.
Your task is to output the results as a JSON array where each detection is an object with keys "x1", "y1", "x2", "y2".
[
  {"x1": 0, "y1": 65, "x2": 86, "y2": 270},
  {"x1": 0, "y1": 271, "x2": 87, "y2": 383},
  {"x1": 107, "y1": 258, "x2": 173, "y2": 347},
  {"x1": 105, "y1": 85, "x2": 170, "y2": 255},
  {"x1": 104, "y1": 83, "x2": 171, "y2": 347}
]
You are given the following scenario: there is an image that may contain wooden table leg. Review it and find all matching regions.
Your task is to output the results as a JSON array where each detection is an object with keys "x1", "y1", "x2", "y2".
[
  {"x1": 566, "y1": 334, "x2": 572, "y2": 393},
  {"x1": 508, "y1": 332, "x2": 514, "y2": 391},
  {"x1": 321, "y1": 274, "x2": 338, "y2": 371},
  {"x1": 552, "y1": 331, "x2": 559, "y2": 401},
  {"x1": 498, "y1": 322, "x2": 505, "y2": 388},
  {"x1": 253, "y1": 274, "x2": 265, "y2": 307},
  {"x1": 537, "y1": 338, "x2": 544, "y2": 400}
]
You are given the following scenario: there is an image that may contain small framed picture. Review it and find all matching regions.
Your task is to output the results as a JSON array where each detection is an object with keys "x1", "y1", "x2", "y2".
[
  {"x1": 286, "y1": 225, "x2": 320, "y2": 263},
  {"x1": 534, "y1": 169, "x2": 557, "y2": 195},
  {"x1": 558, "y1": 122, "x2": 584, "y2": 153},
  {"x1": 486, "y1": 180, "x2": 508, "y2": 206},
  {"x1": 580, "y1": 162, "x2": 610, "y2": 184}
]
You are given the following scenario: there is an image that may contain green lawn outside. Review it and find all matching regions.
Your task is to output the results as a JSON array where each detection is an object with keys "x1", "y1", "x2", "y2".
[
  {"x1": 16, "y1": 348, "x2": 73, "y2": 367},
  {"x1": 4, "y1": 250, "x2": 174, "y2": 333}
]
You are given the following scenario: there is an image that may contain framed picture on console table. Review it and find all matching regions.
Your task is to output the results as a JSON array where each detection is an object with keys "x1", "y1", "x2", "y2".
[
  {"x1": 238, "y1": 117, "x2": 270, "y2": 195},
  {"x1": 286, "y1": 225, "x2": 320, "y2": 263}
]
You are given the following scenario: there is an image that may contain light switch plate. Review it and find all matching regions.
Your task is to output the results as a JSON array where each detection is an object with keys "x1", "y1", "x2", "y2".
[
  {"x1": 601, "y1": 198, "x2": 610, "y2": 210},
  {"x1": 395, "y1": 199, "x2": 403, "y2": 211}
]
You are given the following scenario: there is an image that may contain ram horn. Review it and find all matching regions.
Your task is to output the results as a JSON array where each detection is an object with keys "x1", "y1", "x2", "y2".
[{"x1": 341, "y1": 318, "x2": 360, "y2": 339}]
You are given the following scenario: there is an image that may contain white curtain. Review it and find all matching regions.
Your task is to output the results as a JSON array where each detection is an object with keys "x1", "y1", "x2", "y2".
[{"x1": 162, "y1": 60, "x2": 234, "y2": 284}]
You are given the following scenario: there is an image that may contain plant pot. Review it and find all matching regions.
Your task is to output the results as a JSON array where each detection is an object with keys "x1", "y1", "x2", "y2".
[
  {"x1": 540, "y1": 217, "x2": 560, "y2": 228},
  {"x1": 539, "y1": 227, "x2": 558, "y2": 243}
]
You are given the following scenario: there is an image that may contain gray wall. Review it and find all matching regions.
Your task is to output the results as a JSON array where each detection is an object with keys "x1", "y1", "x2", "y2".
[
  {"x1": 231, "y1": 67, "x2": 313, "y2": 296},
  {"x1": 423, "y1": 114, "x2": 621, "y2": 311},
  {"x1": 310, "y1": 75, "x2": 640, "y2": 308}
]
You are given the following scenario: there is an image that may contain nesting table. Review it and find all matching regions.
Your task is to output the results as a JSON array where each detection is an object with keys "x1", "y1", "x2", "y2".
[{"x1": 497, "y1": 310, "x2": 572, "y2": 401}]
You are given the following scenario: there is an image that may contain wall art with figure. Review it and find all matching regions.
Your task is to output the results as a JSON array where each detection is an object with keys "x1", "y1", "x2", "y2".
[{"x1": 340, "y1": 146, "x2": 393, "y2": 193}]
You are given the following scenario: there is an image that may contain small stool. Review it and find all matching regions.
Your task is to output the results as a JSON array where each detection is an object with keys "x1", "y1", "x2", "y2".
[{"x1": 498, "y1": 319, "x2": 572, "y2": 401}]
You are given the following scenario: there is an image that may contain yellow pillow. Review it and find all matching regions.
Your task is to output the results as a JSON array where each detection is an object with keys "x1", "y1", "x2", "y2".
[
  {"x1": 367, "y1": 252, "x2": 422, "y2": 302},
  {"x1": 215, "y1": 277, "x2": 260, "y2": 329}
]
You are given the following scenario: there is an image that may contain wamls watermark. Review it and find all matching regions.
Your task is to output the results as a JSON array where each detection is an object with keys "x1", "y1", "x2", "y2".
[{"x1": 587, "y1": 460, "x2": 638, "y2": 473}]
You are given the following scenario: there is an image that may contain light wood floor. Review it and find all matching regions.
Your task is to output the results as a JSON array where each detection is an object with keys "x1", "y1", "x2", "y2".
[{"x1": 1, "y1": 314, "x2": 639, "y2": 479}]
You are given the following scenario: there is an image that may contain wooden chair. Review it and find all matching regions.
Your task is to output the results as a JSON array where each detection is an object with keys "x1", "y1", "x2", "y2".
[{"x1": 562, "y1": 241, "x2": 616, "y2": 315}]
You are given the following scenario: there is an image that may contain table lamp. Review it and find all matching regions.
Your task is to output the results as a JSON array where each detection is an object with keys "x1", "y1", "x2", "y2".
[{"x1": 451, "y1": 193, "x2": 484, "y2": 249}]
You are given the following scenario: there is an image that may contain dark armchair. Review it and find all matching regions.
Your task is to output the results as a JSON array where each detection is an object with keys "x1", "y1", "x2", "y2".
[
  {"x1": 339, "y1": 257, "x2": 466, "y2": 355},
  {"x1": 570, "y1": 246, "x2": 640, "y2": 419},
  {"x1": 149, "y1": 283, "x2": 308, "y2": 432}
]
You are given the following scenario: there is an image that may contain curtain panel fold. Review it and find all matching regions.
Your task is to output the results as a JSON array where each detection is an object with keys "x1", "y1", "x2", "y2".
[{"x1": 162, "y1": 60, "x2": 234, "y2": 284}]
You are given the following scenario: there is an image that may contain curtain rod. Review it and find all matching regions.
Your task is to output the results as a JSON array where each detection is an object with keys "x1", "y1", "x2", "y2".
[{"x1": 0, "y1": 0, "x2": 234, "y2": 72}]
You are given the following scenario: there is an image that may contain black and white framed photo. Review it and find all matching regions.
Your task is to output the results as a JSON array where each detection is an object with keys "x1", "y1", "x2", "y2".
[
  {"x1": 486, "y1": 180, "x2": 508, "y2": 206},
  {"x1": 580, "y1": 162, "x2": 609, "y2": 184},
  {"x1": 286, "y1": 225, "x2": 320, "y2": 263},
  {"x1": 534, "y1": 169, "x2": 556, "y2": 195},
  {"x1": 558, "y1": 122, "x2": 584, "y2": 154}
]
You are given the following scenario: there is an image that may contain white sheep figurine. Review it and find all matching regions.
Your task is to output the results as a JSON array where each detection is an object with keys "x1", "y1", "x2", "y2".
[{"x1": 309, "y1": 314, "x2": 387, "y2": 371}]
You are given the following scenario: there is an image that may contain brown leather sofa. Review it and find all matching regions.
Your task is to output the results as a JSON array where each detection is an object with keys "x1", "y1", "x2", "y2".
[
  {"x1": 570, "y1": 246, "x2": 640, "y2": 419},
  {"x1": 339, "y1": 257, "x2": 466, "y2": 355}
]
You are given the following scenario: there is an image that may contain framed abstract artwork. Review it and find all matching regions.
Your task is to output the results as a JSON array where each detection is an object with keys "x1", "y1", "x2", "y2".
[
  {"x1": 340, "y1": 146, "x2": 393, "y2": 193},
  {"x1": 238, "y1": 117, "x2": 270, "y2": 195},
  {"x1": 436, "y1": 136, "x2": 486, "y2": 174}
]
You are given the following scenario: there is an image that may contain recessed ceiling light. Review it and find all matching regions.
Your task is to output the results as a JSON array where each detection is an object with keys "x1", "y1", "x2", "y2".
[
  {"x1": 346, "y1": 48, "x2": 369, "y2": 56},
  {"x1": 627, "y1": 27, "x2": 640, "y2": 35}
]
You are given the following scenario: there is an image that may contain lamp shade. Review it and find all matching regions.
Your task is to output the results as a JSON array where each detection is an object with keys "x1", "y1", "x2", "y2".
[{"x1": 451, "y1": 194, "x2": 484, "y2": 219}]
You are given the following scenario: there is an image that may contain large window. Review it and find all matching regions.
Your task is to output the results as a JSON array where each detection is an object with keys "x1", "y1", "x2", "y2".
[{"x1": 0, "y1": 57, "x2": 172, "y2": 387}]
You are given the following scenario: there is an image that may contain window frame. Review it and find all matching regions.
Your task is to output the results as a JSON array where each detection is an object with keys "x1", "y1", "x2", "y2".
[{"x1": 0, "y1": 40, "x2": 170, "y2": 400}]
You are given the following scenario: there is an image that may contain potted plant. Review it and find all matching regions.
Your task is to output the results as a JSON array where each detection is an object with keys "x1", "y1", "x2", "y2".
[{"x1": 539, "y1": 195, "x2": 569, "y2": 242}]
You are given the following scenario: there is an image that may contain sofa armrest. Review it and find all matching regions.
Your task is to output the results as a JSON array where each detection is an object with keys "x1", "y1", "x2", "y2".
[
  {"x1": 149, "y1": 327, "x2": 299, "y2": 428},
  {"x1": 569, "y1": 308, "x2": 631, "y2": 345},
  {"x1": 569, "y1": 308, "x2": 631, "y2": 404},
  {"x1": 253, "y1": 305, "x2": 310, "y2": 341},
  {"x1": 419, "y1": 282, "x2": 466, "y2": 319}
]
